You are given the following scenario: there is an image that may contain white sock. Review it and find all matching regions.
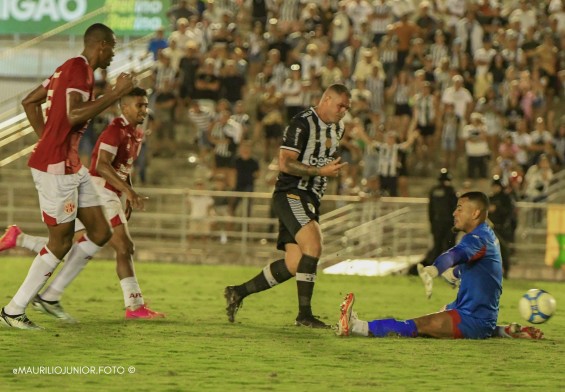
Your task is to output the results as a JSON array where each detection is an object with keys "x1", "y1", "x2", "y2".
[
  {"x1": 351, "y1": 318, "x2": 370, "y2": 337},
  {"x1": 4, "y1": 247, "x2": 61, "y2": 315},
  {"x1": 17, "y1": 233, "x2": 48, "y2": 254},
  {"x1": 41, "y1": 235, "x2": 101, "y2": 302},
  {"x1": 120, "y1": 277, "x2": 144, "y2": 309}
]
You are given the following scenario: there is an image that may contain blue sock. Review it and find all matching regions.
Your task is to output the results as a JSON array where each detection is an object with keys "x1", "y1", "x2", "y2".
[{"x1": 368, "y1": 318, "x2": 418, "y2": 338}]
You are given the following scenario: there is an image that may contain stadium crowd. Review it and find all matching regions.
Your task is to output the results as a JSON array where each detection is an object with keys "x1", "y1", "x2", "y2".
[{"x1": 90, "y1": 0, "x2": 565, "y2": 204}]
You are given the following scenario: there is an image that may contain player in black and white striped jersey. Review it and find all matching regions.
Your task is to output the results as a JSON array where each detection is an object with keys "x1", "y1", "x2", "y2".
[{"x1": 224, "y1": 84, "x2": 351, "y2": 328}]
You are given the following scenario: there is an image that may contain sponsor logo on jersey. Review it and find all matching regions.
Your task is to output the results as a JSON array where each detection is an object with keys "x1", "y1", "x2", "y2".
[{"x1": 308, "y1": 156, "x2": 333, "y2": 166}]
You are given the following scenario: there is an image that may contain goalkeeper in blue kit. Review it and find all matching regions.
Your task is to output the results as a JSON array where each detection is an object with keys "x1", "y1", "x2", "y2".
[{"x1": 336, "y1": 191, "x2": 543, "y2": 339}]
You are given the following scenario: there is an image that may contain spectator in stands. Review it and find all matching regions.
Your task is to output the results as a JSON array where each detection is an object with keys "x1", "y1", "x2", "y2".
[
  {"x1": 220, "y1": 59, "x2": 246, "y2": 104},
  {"x1": 534, "y1": 31, "x2": 559, "y2": 97},
  {"x1": 167, "y1": 0, "x2": 197, "y2": 29},
  {"x1": 488, "y1": 53, "x2": 508, "y2": 96},
  {"x1": 390, "y1": 12, "x2": 420, "y2": 70},
  {"x1": 169, "y1": 18, "x2": 192, "y2": 56},
  {"x1": 209, "y1": 109, "x2": 242, "y2": 189},
  {"x1": 247, "y1": 21, "x2": 267, "y2": 78},
  {"x1": 462, "y1": 112, "x2": 490, "y2": 180},
  {"x1": 153, "y1": 79, "x2": 178, "y2": 155},
  {"x1": 319, "y1": 55, "x2": 343, "y2": 90},
  {"x1": 257, "y1": 83, "x2": 284, "y2": 163},
  {"x1": 281, "y1": 64, "x2": 306, "y2": 122},
  {"x1": 250, "y1": 0, "x2": 270, "y2": 30},
  {"x1": 339, "y1": 120, "x2": 363, "y2": 186},
  {"x1": 193, "y1": 57, "x2": 221, "y2": 102},
  {"x1": 177, "y1": 40, "x2": 201, "y2": 106},
  {"x1": 439, "y1": 102, "x2": 461, "y2": 170},
  {"x1": 553, "y1": 117, "x2": 565, "y2": 169},
  {"x1": 188, "y1": 100, "x2": 214, "y2": 163},
  {"x1": 330, "y1": 1, "x2": 352, "y2": 56},
  {"x1": 523, "y1": 153, "x2": 554, "y2": 233},
  {"x1": 441, "y1": 74, "x2": 474, "y2": 124},
  {"x1": 405, "y1": 38, "x2": 427, "y2": 72},
  {"x1": 379, "y1": 27, "x2": 398, "y2": 84},
  {"x1": 456, "y1": 10, "x2": 484, "y2": 57},
  {"x1": 145, "y1": 26, "x2": 168, "y2": 61},
  {"x1": 353, "y1": 48, "x2": 383, "y2": 83},
  {"x1": 370, "y1": 0, "x2": 393, "y2": 46},
  {"x1": 529, "y1": 116, "x2": 556, "y2": 166},
  {"x1": 413, "y1": 81, "x2": 439, "y2": 173},
  {"x1": 513, "y1": 118, "x2": 533, "y2": 173},
  {"x1": 387, "y1": 69, "x2": 412, "y2": 139},
  {"x1": 300, "y1": 43, "x2": 324, "y2": 81},
  {"x1": 340, "y1": 35, "x2": 363, "y2": 79},
  {"x1": 473, "y1": 36, "x2": 497, "y2": 99},
  {"x1": 230, "y1": 141, "x2": 260, "y2": 217},
  {"x1": 374, "y1": 124, "x2": 419, "y2": 197},
  {"x1": 230, "y1": 100, "x2": 251, "y2": 140},
  {"x1": 185, "y1": 15, "x2": 204, "y2": 46}
]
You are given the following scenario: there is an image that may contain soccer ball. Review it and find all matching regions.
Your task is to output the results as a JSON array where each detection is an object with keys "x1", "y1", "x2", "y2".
[{"x1": 518, "y1": 289, "x2": 557, "y2": 324}]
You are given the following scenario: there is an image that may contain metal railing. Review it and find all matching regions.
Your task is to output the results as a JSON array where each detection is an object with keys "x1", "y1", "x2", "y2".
[{"x1": 0, "y1": 181, "x2": 550, "y2": 266}]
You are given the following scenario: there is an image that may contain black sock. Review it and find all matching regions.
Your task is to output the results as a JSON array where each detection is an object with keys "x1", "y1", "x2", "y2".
[
  {"x1": 236, "y1": 259, "x2": 292, "y2": 298},
  {"x1": 295, "y1": 254, "x2": 319, "y2": 317}
]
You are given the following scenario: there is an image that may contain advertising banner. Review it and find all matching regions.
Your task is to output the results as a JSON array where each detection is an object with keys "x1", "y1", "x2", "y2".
[
  {"x1": 0, "y1": 0, "x2": 171, "y2": 36},
  {"x1": 545, "y1": 204, "x2": 565, "y2": 269}
]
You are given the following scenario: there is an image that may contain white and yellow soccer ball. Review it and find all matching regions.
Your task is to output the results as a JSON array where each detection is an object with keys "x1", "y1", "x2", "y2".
[{"x1": 518, "y1": 289, "x2": 557, "y2": 324}]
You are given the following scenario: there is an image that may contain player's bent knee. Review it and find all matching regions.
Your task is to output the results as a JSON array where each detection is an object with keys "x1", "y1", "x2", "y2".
[{"x1": 89, "y1": 227, "x2": 113, "y2": 246}]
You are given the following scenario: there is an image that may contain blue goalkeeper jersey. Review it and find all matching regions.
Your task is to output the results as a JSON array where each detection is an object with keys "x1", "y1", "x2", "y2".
[{"x1": 447, "y1": 222, "x2": 503, "y2": 322}]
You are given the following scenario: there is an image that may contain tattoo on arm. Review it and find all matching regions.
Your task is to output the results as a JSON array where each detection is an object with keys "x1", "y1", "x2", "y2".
[{"x1": 285, "y1": 159, "x2": 320, "y2": 177}]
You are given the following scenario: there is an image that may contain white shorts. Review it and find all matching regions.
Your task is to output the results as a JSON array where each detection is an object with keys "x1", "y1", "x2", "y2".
[
  {"x1": 31, "y1": 166, "x2": 101, "y2": 225},
  {"x1": 75, "y1": 177, "x2": 127, "y2": 231}
]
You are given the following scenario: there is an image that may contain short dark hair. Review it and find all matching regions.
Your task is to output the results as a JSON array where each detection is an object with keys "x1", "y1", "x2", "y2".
[
  {"x1": 326, "y1": 83, "x2": 351, "y2": 98},
  {"x1": 125, "y1": 87, "x2": 147, "y2": 98},
  {"x1": 84, "y1": 23, "x2": 114, "y2": 45},
  {"x1": 120, "y1": 87, "x2": 148, "y2": 106},
  {"x1": 460, "y1": 191, "x2": 489, "y2": 215}
]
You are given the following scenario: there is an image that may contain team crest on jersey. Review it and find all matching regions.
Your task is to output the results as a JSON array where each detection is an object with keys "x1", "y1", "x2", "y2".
[{"x1": 63, "y1": 199, "x2": 76, "y2": 214}]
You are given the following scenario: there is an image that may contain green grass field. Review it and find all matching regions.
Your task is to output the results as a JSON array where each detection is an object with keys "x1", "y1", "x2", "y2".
[{"x1": 0, "y1": 257, "x2": 563, "y2": 392}]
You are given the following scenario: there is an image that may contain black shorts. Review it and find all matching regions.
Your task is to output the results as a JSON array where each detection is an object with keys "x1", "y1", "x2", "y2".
[
  {"x1": 264, "y1": 123, "x2": 283, "y2": 140},
  {"x1": 272, "y1": 190, "x2": 319, "y2": 251},
  {"x1": 215, "y1": 155, "x2": 235, "y2": 168},
  {"x1": 394, "y1": 103, "x2": 412, "y2": 117},
  {"x1": 418, "y1": 123, "x2": 435, "y2": 137}
]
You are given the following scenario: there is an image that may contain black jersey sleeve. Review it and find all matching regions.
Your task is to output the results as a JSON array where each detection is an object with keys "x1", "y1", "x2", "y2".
[{"x1": 280, "y1": 117, "x2": 308, "y2": 154}]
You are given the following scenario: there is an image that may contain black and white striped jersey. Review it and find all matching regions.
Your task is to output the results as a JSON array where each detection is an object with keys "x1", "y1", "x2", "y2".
[{"x1": 275, "y1": 108, "x2": 345, "y2": 201}]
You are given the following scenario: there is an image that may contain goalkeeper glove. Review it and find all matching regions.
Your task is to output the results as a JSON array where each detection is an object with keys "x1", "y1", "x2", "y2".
[
  {"x1": 417, "y1": 264, "x2": 438, "y2": 299},
  {"x1": 441, "y1": 267, "x2": 461, "y2": 289}
]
